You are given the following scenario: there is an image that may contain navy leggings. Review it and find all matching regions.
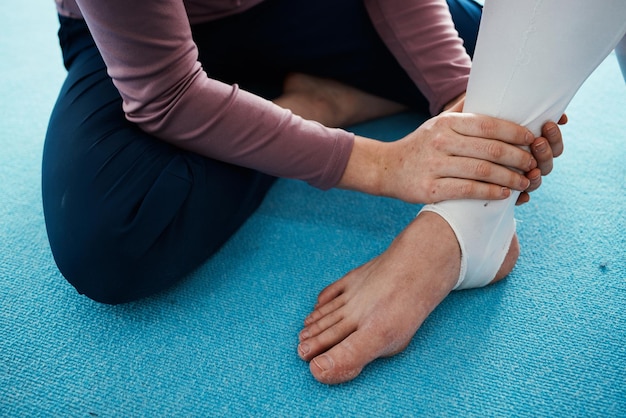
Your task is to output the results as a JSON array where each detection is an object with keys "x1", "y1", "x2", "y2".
[{"x1": 43, "y1": 0, "x2": 482, "y2": 304}]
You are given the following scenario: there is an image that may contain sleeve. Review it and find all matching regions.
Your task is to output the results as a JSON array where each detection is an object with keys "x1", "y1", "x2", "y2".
[
  {"x1": 364, "y1": 0, "x2": 472, "y2": 115},
  {"x1": 73, "y1": 0, "x2": 354, "y2": 190}
]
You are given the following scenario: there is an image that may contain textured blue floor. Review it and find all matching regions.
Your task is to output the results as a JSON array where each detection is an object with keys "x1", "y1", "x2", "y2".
[{"x1": 2, "y1": 3, "x2": 625, "y2": 417}]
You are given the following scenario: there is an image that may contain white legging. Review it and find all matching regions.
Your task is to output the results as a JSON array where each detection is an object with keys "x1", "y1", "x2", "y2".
[{"x1": 420, "y1": 0, "x2": 626, "y2": 290}]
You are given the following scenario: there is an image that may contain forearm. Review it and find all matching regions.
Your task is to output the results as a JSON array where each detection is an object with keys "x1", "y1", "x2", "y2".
[{"x1": 74, "y1": 0, "x2": 355, "y2": 190}]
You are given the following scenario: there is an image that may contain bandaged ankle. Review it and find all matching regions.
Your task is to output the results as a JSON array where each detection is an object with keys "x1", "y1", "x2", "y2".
[
  {"x1": 419, "y1": 197, "x2": 516, "y2": 290},
  {"x1": 419, "y1": 0, "x2": 626, "y2": 290}
]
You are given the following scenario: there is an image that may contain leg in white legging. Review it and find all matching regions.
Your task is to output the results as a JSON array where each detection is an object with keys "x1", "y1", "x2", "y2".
[
  {"x1": 420, "y1": 0, "x2": 626, "y2": 290},
  {"x1": 296, "y1": 0, "x2": 626, "y2": 385}
]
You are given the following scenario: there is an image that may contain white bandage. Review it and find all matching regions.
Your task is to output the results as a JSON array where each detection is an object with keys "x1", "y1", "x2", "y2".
[
  {"x1": 617, "y1": 35, "x2": 626, "y2": 83},
  {"x1": 420, "y1": 0, "x2": 626, "y2": 290}
]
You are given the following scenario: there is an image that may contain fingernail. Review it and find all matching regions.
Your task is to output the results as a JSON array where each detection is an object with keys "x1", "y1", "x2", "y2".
[
  {"x1": 313, "y1": 355, "x2": 333, "y2": 371},
  {"x1": 501, "y1": 187, "x2": 510, "y2": 197},
  {"x1": 298, "y1": 343, "x2": 310, "y2": 355},
  {"x1": 534, "y1": 141, "x2": 547, "y2": 153},
  {"x1": 546, "y1": 124, "x2": 558, "y2": 137},
  {"x1": 525, "y1": 131, "x2": 534, "y2": 144}
]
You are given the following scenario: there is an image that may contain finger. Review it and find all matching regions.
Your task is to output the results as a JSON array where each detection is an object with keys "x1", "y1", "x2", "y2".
[
  {"x1": 444, "y1": 156, "x2": 531, "y2": 192},
  {"x1": 525, "y1": 167, "x2": 542, "y2": 193},
  {"x1": 450, "y1": 113, "x2": 535, "y2": 146},
  {"x1": 558, "y1": 114, "x2": 568, "y2": 125},
  {"x1": 429, "y1": 178, "x2": 512, "y2": 202},
  {"x1": 541, "y1": 121, "x2": 564, "y2": 158},
  {"x1": 515, "y1": 192, "x2": 530, "y2": 206},
  {"x1": 531, "y1": 137, "x2": 554, "y2": 175},
  {"x1": 450, "y1": 136, "x2": 537, "y2": 173},
  {"x1": 456, "y1": 157, "x2": 530, "y2": 191}
]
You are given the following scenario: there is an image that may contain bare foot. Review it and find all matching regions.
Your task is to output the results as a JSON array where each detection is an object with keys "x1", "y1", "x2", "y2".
[
  {"x1": 273, "y1": 73, "x2": 407, "y2": 127},
  {"x1": 298, "y1": 211, "x2": 519, "y2": 384}
]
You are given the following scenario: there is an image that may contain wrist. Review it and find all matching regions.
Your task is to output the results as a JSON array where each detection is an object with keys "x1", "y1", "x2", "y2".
[
  {"x1": 442, "y1": 92, "x2": 466, "y2": 113},
  {"x1": 336, "y1": 135, "x2": 384, "y2": 196}
]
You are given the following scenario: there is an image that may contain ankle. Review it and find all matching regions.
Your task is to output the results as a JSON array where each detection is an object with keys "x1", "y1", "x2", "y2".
[
  {"x1": 491, "y1": 234, "x2": 520, "y2": 283},
  {"x1": 398, "y1": 212, "x2": 461, "y2": 291}
]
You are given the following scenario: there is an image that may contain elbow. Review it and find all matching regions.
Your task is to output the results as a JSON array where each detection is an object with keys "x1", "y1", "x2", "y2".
[
  {"x1": 122, "y1": 98, "x2": 178, "y2": 139},
  {"x1": 118, "y1": 67, "x2": 205, "y2": 140}
]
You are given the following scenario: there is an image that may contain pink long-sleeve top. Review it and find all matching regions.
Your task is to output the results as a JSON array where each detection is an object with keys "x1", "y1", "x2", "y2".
[{"x1": 54, "y1": 0, "x2": 471, "y2": 189}]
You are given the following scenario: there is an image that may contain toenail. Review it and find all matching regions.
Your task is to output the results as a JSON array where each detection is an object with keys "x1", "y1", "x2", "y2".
[
  {"x1": 313, "y1": 355, "x2": 333, "y2": 372},
  {"x1": 298, "y1": 343, "x2": 310, "y2": 355},
  {"x1": 300, "y1": 329, "x2": 310, "y2": 340}
]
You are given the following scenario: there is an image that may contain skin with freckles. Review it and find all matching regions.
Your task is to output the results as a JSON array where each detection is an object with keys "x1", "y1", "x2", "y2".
[{"x1": 274, "y1": 73, "x2": 564, "y2": 384}]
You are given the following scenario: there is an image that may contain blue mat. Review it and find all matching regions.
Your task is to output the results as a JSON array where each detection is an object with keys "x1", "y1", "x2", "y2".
[{"x1": 2, "y1": 3, "x2": 625, "y2": 417}]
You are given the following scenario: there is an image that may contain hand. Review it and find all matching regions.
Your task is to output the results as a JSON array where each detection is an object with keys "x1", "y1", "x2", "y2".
[
  {"x1": 443, "y1": 93, "x2": 567, "y2": 205},
  {"x1": 516, "y1": 114, "x2": 567, "y2": 205},
  {"x1": 338, "y1": 112, "x2": 537, "y2": 204}
]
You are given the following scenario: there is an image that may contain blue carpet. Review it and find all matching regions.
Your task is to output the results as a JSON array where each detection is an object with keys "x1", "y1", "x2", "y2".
[{"x1": 2, "y1": 3, "x2": 625, "y2": 417}]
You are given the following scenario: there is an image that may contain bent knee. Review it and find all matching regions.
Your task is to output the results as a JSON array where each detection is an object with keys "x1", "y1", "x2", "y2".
[
  {"x1": 45, "y1": 211, "x2": 193, "y2": 305},
  {"x1": 50, "y1": 240, "x2": 159, "y2": 305}
]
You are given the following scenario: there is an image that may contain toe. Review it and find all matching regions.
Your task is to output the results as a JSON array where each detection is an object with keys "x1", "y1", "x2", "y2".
[
  {"x1": 304, "y1": 294, "x2": 345, "y2": 326},
  {"x1": 315, "y1": 277, "x2": 347, "y2": 307},
  {"x1": 300, "y1": 309, "x2": 344, "y2": 342},
  {"x1": 309, "y1": 329, "x2": 378, "y2": 385},
  {"x1": 299, "y1": 318, "x2": 356, "y2": 361}
]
